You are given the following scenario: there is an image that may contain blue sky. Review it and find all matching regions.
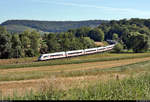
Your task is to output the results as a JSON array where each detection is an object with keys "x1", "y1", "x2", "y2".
[{"x1": 1, "y1": 0, "x2": 150, "y2": 23}]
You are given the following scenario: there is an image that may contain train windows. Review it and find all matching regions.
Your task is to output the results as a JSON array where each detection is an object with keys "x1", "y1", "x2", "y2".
[
  {"x1": 50, "y1": 54, "x2": 64, "y2": 57},
  {"x1": 68, "y1": 52, "x2": 83, "y2": 55},
  {"x1": 86, "y1": 50, "x2": 97, "y2": 52},
  {"x1": 43, "y1": 56, "x2": 48, "y2": 58},
  {"x1": 107, "y1": 47, "x2": 113, "y2": 49},
  {"x1": 98, "y1": 48, "x2": 105, "y2": 50}
]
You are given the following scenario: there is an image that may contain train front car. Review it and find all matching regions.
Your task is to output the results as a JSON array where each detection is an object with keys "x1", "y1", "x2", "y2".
[
  {"x1": 38, "y1": 54, "x2": 50, "y2": 61},
  {"x1": 48, "y1": 52, "x2": 66, "y2": 60},
  {"x1": 66, "y1": 50, "x2": 84, "y2": 57},
  {"x1": 38, "y1": 55, "x2": 43, "y2": 61},
  {"x1": 38, "y1": 52, "x2": 66, "y2": 61}
]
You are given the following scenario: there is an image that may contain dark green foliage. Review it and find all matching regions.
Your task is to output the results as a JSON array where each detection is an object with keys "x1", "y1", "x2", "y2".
[
  {"x1": 75, "y1": 27, "x2": 91, "y2": 37},
  {"x1": 11, "y1": 34, "x2": 23, "y2": 58},
  {"x1": 0, "y1": 26, "x2": 12, "y2": 58},
  {"x1": 25, "y1": 48, "x2": 35, "y2": 57},
  {"x1": 57, "y1": 33, "x2": 96, "y2": 51},
  {"x1": 46, "y1": 33, "x2": 61, "y2": 52},
  {"x1": 30, "y1": 30, "x2": 41, "y2": 55},
  {"x1": 112, "y1": 33, "x2": 119, "y2": 41},
  {"x1": 130, "y1": 32, "x2": 149, "y2": 53},
  {"x1": 88, "y1": 28, "x2": 104, "y2": 41},
  {"x1": 20, "y1": 30, "x2": 40, "y2": 57},
  {"x1": 40, "y1": 40, "x2": 48, "y2": 54},
  {"x1": 98, "y1": 18, "x2": 150, "y2": 52},
  {"x1": 0, "y1": 26, "x2": 96, "y2": 59},
  {"x1": 80, "y1": 37, "x2": 96, "y2": 49},
  {"x1": 113, "y1": 43, "x2": 123, "y2": 53}
]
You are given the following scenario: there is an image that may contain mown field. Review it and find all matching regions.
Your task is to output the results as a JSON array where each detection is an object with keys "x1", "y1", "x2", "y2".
[{"x1": 0, "y1": 52, "x2": 150, "y2": 100}]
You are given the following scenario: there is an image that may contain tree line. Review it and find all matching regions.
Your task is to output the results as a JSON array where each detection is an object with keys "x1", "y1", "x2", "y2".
[
  {"x1": 0, "y1": 26, "x2": 96, "y2": 59},
  {"x1": 0, "y1": 18, "x2": 150, "y2": 59},
  {"x1": 98, "y1": 18, "x2": 150, "y2": 53},
  {"x1": 67, "y1": 18, "x2": 150, "y2": 53}
]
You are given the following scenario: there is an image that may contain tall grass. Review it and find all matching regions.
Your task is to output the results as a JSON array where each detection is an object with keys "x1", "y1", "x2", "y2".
[
  {"x1": 2, "y1": 73, "x2": 150, "y2": 100},
  {"x1": 65, "y1": 74, "x2": 150, "y2": 100}
]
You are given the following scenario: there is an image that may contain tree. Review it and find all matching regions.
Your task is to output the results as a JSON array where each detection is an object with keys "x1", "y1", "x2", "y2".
[
  {"x1": 112, "y1": 33, "x2": 119, "y2": 41},
  {"x1": 25, "y1": 48, "x2": 35, "y2": 57},
  {"x1": 88, "y1": 28, "x2": 104, "y2": 41},
  {"x1": 46, "y1": 33, "x2": 61, "y2": 52},
  {"x1": 80, "y1": 37, "x2": 96, "y2": 49},
  {"x1": 40, "y1": 39, "x2": 48, "y2": 54},
  {"x1": 68, "y1": 37, "x2": 80, "y2": 50},
  {"x1": 11, "y1": 34, "x2": 23, "y2": 58},
  {"x1": 20, "y1": 30, "x2": 31, "y2": 48},
  {"x1": 20, "y1": 30, "x2": 31, "y2": 57},
  {"x1": 75, "y1": 27, "x2": 91, "y2": 37},
  {"x1": 113, "y1": 43, "x2": 123, "y2": 53},
  {"x1": 0, "y1": 26, "x2": 12, "y2": 58},
  {"x1": 131, "y1": 32, "x2": 149, "y2": 53},
  {"x1": 30, "y1": 30, "x2": 41, "y2": 55}
]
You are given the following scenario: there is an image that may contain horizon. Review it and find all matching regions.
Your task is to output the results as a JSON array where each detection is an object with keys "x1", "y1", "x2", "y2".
[
  {"x1": 1, "y1": 17, "x2": 149, "y2": 24},
  {"x1": 1, "y1": 0, "x2": 150, "y2": 23}
]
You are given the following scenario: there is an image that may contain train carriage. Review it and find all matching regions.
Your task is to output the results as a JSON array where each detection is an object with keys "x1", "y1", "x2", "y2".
[
  {"x1": 97, "y1": 47, "x2": 106, "y2": 52},
  {"x1": 84, "y1": 48, "x2": 98, "y2": 55},
  {"x1": 66, "y1": 50, "x2": 84, "y2": 57}
]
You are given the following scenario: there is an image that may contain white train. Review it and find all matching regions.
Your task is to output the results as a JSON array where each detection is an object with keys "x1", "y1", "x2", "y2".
[{"x1": 38, "y1": 43, "x2": 117, "y2": 61}]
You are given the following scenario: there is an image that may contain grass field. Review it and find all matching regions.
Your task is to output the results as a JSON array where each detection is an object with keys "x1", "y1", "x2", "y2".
[
  {"x1": 0, "y1": 52, "x2": 150, "y2": 100},
  {"x1": 1, "y1": 52, "x2": 150, "y2": 69}
]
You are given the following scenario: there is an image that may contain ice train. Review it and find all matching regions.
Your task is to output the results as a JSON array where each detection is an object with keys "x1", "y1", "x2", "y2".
[{"x1": 38, "y1": 41, "x2": 117, "y2": 61}]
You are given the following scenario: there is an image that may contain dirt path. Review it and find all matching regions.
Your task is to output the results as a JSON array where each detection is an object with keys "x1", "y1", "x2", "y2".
[{"x1": 0, "y1": 57, "x2": 150, "y2": 97}]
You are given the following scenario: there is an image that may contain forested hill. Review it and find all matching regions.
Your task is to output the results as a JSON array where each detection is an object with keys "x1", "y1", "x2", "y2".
[{"x1": 1, "y1": 20, "x2": 108, "y2": 33}]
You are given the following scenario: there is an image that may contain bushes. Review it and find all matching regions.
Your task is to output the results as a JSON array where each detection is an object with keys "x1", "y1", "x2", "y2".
[{"x1": 113, "y1": 43, "x2": 123, "y2": 53}]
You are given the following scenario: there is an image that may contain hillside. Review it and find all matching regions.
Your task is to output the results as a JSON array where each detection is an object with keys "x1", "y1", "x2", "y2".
[{"x1": 1, "y1": 20, "x2": 108, "y2": 33}]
